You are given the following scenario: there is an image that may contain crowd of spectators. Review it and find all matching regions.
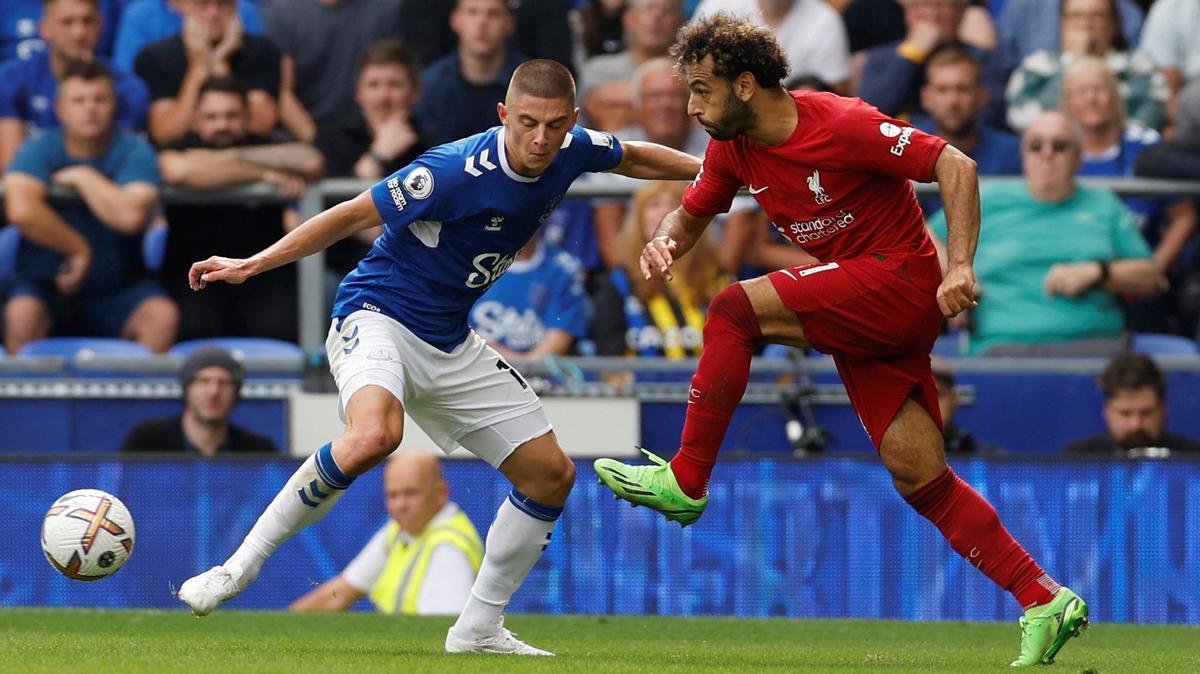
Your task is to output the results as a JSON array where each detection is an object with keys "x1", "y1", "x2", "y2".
[{"x1": 1, "y1": 0, "x2": 1198, "y2": 360}]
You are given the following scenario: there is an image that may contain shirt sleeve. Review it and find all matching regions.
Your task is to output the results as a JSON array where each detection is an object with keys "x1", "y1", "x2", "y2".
[
  {"x1": 114, "y1": 137, "x2": 161, "y2": 186},
  {"x1": 341, "y1": 524, "x2": 390, "y2": 593},
  {"x1": 808, "y1": 98, "x2": 947, "y2": 182},
  {"x1": 544, "y1": 251, "x2": 589, "y2": 339},
  {"x1": 369, "y1": 148, "x2": 463, "y2": 235},
  {"x1": 7, "y1": 136, "x2": 52, "y2": 183},
  {"x1": 414, "y1": 542, "x2": 477, "y2": 615},
  {"x1": 573, "y1": 126, "x2": 624, "y2": 173},
  {"x1": 681, "y1": 140, "x2": 742, "y2": 218}
]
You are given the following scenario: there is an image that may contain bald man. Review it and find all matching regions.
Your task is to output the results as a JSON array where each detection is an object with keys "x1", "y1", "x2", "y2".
[{"x1": 290, "y1": 452, "x2": 483, "y2": 615}]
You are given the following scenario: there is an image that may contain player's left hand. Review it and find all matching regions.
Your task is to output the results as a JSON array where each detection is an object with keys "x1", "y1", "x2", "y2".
[
  {"x1": 937, "y1": 264, "x2": 979, "y2": 318},
  {"x1": 640, "y1": 235, "x2": 678, "y2": 281},
  {"x1": 1044, "y1": 262, "x2": 1100, "y2": 298}
]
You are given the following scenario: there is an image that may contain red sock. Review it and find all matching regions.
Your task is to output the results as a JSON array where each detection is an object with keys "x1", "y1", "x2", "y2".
[
  {"x1": 904, "y1": 468, "x2": 1060, "y2": 609},
  {"x1": 670, "y1": 284, "x2": 762, "y2": 499}
]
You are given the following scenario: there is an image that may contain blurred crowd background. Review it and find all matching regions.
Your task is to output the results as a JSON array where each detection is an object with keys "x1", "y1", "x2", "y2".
[{"x1": 1, "y1": 0, "x2": 1199, "y2": 363}]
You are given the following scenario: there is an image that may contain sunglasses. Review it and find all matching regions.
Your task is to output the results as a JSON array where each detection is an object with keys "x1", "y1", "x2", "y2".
[{"x1": 1025, "y1": 138, "x2": 1075, "y2": 154}]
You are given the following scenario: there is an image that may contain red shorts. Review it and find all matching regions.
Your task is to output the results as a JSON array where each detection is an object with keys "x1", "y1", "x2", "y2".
[{"x1": 767, "y1": 247, "x2": 944, "y2": 449}]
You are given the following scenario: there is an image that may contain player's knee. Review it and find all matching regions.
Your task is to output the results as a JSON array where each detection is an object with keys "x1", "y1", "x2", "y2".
[
  {"x1": 706, "y1": 283, "x2": 759, "y2": 338},
  {"x1": 341, "y1": 425, "x2": 402, "y2": 470}
]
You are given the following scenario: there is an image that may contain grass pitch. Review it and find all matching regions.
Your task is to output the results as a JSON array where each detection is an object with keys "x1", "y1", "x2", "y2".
[{"x1": 1, "y1": 609, "x2": 1198, "y2": 673}]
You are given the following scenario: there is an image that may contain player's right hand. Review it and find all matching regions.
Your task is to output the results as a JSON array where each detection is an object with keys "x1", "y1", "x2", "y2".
[
  {"x1": 189, "y1": 256, "x2": 252, "y2": 290},
  {"x1": 640, "y1": 235, "x2": 678, "y2": 281},
  {"x1": 937, "y1": 264, "x2": 980, "y2": 318}
]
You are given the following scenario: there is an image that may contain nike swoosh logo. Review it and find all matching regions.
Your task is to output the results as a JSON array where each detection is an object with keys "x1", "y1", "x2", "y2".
[{"x1": 748, "y1": 185, "x2": 768, "y2": 194}]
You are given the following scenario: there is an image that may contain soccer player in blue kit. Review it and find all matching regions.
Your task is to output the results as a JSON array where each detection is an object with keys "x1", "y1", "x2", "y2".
[{"x1": 176, "y1": 59, "x2": 700, "y2": 655}]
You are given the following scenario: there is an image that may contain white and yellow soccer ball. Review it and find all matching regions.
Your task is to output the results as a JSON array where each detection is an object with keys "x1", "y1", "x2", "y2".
[{"x1": 41, "y1": 489, "x2": 136, "y2": 581}]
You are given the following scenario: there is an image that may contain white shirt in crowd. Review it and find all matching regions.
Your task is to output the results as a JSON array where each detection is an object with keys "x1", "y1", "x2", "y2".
[{"x1": 692, "y1": 0, "x2": 851, "y2": 86}]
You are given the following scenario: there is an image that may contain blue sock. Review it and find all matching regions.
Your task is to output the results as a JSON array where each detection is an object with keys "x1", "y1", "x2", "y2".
[
  {"x1": 314, "y1": 442, "x2": 354, "y2": 490},
  {"x1": 506, "y1": 488, "x2": 563, "y2": 521}
]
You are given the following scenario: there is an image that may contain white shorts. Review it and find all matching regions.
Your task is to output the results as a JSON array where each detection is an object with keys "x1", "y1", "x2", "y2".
[{"x1": 325, "y1": 310, "x2": 551, "y2": 468}]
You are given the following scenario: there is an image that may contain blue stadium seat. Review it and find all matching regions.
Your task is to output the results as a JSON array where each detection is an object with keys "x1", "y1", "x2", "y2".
[
  {"x1": 1131, "y1": 333, "x2": 1199, "y2": 356},
  {"x1": 142, "y1": 223, "x2": 167, "y2": 272},
  {"x1": 18, "y1": 337, "x2": 153, "y2": 358},
  {"x1": 0, "y1": 225, "x2": 18, "y2": 284},
  {"x1": 169, "y1": 338, "x2": 306, "y2": 362}
]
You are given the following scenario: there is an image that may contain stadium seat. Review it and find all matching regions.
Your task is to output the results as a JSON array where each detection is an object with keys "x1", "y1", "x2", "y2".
[
  {"x1": 142, "y1": 223, "x2": 167, "y2": 272},
  {"x1": 18, "y1": 337, "x2": 154, "y2": 359},
  {"x1": 0, "y1": 225, "x2": 18, "y2": 284},
  {"x1": 169, "y1": 338, "x2": 306, "y2": 362},
  {"x1": 1131, "y1": 333, "x2": 1199, "y2": 356}
]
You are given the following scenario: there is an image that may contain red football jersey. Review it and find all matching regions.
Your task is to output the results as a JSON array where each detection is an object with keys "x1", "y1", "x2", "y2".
[{"x1": 682, "y1": 91, "x2": 948, "y2": 262}]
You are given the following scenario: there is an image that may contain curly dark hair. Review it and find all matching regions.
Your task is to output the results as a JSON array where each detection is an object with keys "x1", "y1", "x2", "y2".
[{"x1": 669, "y1": 12, "x2": 789, "y2": 88}]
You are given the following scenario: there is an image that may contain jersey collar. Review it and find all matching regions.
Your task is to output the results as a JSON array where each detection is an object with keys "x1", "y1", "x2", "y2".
[{"x1": 496, "y1": 126, "x2": 541, "y2": 183}]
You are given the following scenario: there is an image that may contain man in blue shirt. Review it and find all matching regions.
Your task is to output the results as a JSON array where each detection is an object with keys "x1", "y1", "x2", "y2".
[
  {"x1": 0, "y1": 0, "x2": 149, "y2": 169},
  {"x1": 2, "y1": 60, "x2": 176, "y2": 354},
  {"x1": 176, "y1": 59, "x2": 700, "y2": 655},
  {"x1": 469, "y1": 238, "x2": 589, "y2": 359},
  {"x1": 413, "y1": 0, "x2": 524, "y2": 147},
  {"x1": 858, "y1": 0, "x2": 1007, "y2": 130},
  {"x1": 914, "y1": 46, "x2": 1021, "y2": 214}
]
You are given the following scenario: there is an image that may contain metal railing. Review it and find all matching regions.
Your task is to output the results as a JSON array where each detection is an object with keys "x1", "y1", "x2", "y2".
[{"x1": 3, "y1": 176, "x2": 1199, "y2": 354}]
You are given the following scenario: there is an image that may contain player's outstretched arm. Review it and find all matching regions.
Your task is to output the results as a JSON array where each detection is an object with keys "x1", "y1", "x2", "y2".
[
  {"x1": 642, "y1": 205, "x2": 715, "y2": 281},
  {"x1": 610, "y1": 140, "x2": 702, "y2": 181},
  {"x1": 189, "y1": 189, "x2": 382, "y2": 290},
  {"x1": 932, "y1": 145, "x2": 981, "y2": 318}
]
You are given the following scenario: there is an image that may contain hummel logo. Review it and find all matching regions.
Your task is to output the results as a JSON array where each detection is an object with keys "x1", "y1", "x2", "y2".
[
  {"x1": 748, "y1": 184, "x2": 768, "y2": 195},
  {"x1": 486, "y1": 216, "x2": 504, "y2": 231},
  {"x1": 464, "y1": 149, "x2": 498, "y2": 177}
]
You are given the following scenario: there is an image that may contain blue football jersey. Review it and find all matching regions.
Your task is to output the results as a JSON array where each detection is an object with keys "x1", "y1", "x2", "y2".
[
  {"x1": 333, "y1": 124, "x2": 623, "y2": 352},
  {"x1": 1079, "y1": 125, "x2": 1163, "y2": 241},
  {"x1": 469, "y1": 244, "x2": 589, "y2": 353}
]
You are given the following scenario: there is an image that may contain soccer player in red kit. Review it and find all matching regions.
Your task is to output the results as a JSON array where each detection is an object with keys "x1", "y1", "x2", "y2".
[{"x1": 594, "y1": 13, "x2": 1089, "y2": 667}]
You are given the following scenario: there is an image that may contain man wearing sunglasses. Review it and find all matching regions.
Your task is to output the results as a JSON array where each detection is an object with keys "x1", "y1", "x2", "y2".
[{"x1": 928, "y1": 110, "x2": 1162, "y2": 357}]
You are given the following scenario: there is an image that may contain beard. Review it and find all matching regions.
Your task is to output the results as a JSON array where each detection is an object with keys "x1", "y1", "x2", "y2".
[
  {"x1": 703, "y1": 95, "x2": 755, "y2": 141},
  {"x1": 1117, "y1": 430, "x2": 1158, "y2": 450}
]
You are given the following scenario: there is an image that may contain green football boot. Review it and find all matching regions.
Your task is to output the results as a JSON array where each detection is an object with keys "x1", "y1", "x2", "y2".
[
  {"x1": 593, "y1": 448, "x2": 708, "y2": 527},
  {"x1": 1010, "y1": 587, "x2": 1089, "y2": 667}
]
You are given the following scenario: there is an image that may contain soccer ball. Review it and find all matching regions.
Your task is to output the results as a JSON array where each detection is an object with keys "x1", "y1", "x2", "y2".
[{"x1": 41, "y1": 489, "x2": 136, "y2": 581}]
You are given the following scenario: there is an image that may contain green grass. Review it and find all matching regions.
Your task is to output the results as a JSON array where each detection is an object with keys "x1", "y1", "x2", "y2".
[{"x1": 1, "y1": 610, "x2": 1198, "y2": 673}]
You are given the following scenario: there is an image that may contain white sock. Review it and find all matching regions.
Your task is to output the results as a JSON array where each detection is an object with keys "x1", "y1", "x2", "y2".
[
  {"x1": 225, "y1": 443, "x2": 352, "y2": 587},
  {"x1": 453, "y1": 490, "x2": 560, "y2": 637}
]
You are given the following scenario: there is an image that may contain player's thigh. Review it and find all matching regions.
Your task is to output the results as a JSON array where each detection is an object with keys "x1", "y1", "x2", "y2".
[
  {"x1": 739, "y1": 275, "x2": 810, "y2": 348},
  {"x1": 338, "y1": 384, "x2": 406, "y2": 472},
  {"x1": 326, "y1": 310, "x2": 411, "y2": 423},
  {"x1": 878, "y1": 397, "x2": 947, "y2": 496},
  {"x1": 411, "y1": 332, "x2": 544, "y2": 457}
]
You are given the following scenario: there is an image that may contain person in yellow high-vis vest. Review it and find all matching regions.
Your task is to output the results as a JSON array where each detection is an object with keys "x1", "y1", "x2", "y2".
[{"x1": 290, "y1": 451, "x2": 482, "y2": 614}]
